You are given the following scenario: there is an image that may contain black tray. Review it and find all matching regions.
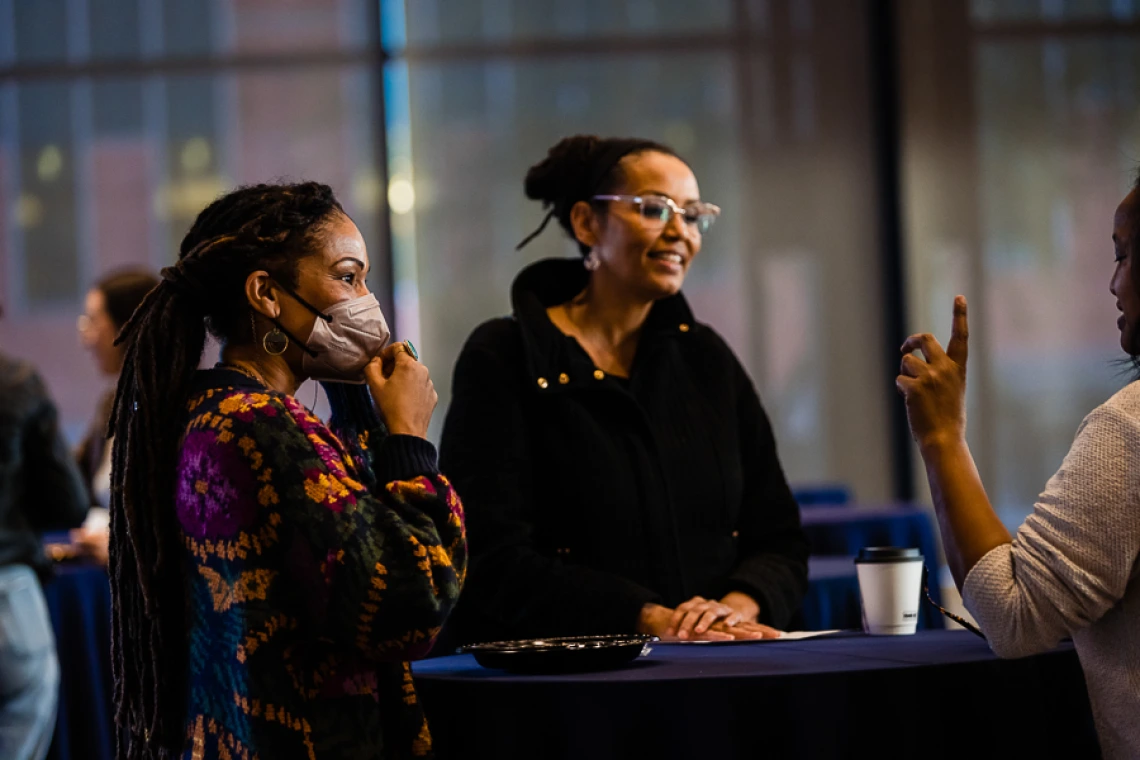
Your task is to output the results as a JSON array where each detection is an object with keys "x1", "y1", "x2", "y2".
[{"x1": 460, "y1": 634, "x2": 655, "y2": 674}]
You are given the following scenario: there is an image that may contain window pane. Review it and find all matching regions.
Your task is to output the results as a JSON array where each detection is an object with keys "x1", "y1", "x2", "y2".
[
  {"x1": 90, "y1": 0, "x2": 142, "y2": 60},
  {"x1": 973, "y1": 38, "x2": 1137, "y2": 523},
  {"x1": 13, "y1": 0, "x2": 68, "y2": 64},
  {"x1": 17, "y1": 82, "x2": 78, "y2": 306},
  {"x1": 229, "y1": 0, "x2": 375, "y2": 54},
  {"x1": 972, "y1": 0, "x2": 1139, "y2": 23},
  {"x1": 0, "y1": 64, "x2": 378, "y2": 441},
  {"x1": 230, "y1": 66, "x2": 382, "y2": 256},
  {"x1": 384, "y1": 0, "x2": 735, "y2": 50},
  {"x1": 91, "y1": 79, "x2": 150, "y2": 274},
  {"x1": 901, "y1": 2, "x2": 1140, "y2": 526},
  {"x1": 163, "y1": 0, "x2": 216, "y2": 57},
  {"x1": 160, "y1": 75, "x2": 221, "y2": 259}
]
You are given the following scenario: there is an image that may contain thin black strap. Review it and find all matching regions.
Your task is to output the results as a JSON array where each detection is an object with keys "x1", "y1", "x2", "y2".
[{"x1": 270, "y1": 319, "x2": 318, "y2": 358}]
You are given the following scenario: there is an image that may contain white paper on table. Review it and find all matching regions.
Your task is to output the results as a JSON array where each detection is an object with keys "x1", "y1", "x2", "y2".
[
  {"x1": 655, "y1": 630, "x2": 842, "y2": 645},
  {"x1": 776, "y1": 629, "x2": 841, "y2": 640}
]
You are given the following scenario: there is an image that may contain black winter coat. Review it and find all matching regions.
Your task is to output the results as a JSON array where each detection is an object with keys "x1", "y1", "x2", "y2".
[
  {"x1": 439, "y1": 259, "x2": 809, "y2": 644},
  {"x1": 0, "y1": 352, "x2": 88, "y2": 577}
]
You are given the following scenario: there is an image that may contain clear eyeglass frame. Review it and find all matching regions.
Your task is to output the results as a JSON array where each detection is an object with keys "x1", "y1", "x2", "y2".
[{"x1": 591, "y1": 194, "x2": 721, "y2": 235}]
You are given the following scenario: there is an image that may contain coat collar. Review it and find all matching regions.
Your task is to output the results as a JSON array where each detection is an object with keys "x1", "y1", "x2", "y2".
[
  {"x1": 509, "y1": 258, "x2": 697, "y2": 391},
  {"x1": 190, "y1": 367, "x2": 267, "y2": 395}
]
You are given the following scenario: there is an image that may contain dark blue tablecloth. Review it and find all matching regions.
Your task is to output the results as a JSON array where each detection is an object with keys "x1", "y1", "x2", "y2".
[
  {"x1": 42, "y1": 562, "x2": 114, "y2": 760},
  {"x1": 413, "y1": 630, "x2": 1098, "y2": 759}
]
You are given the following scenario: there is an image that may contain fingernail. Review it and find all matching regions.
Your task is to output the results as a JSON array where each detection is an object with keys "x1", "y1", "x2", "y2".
[{"x1": 679, "y1": 631, "x2": 688, "y2": 640}]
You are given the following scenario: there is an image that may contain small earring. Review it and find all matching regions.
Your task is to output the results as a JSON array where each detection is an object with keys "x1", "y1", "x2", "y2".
[
  {"x1": 263, "y1": 326, "x2": 289, "y2": 356},
  {"x1": 584, "y1": 251, "x2": 601, "y2": 272}
]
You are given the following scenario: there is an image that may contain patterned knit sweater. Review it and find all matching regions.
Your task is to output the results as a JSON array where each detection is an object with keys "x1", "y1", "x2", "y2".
[
  {"x1": 175, "y1": 370, "x2": 466, "y2": 760},
  {"x1": 963, "y1": 380, "x2": 1140, "y2": 759}
]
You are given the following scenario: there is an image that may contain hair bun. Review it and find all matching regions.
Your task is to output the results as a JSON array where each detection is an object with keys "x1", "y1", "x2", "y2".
[{"x1": 523, "y1": 134, "x2": 607, "y2": 208}]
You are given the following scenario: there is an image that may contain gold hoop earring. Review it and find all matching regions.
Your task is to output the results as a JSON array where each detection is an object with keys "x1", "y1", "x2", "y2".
[{"x1": 263, "y1": 326, "x2": 289, "y2": 356}]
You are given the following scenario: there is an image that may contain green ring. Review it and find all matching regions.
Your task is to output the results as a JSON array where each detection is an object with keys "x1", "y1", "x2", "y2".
[{"x1": 404, "y1": 339, "x2": 419, "y2": 361}]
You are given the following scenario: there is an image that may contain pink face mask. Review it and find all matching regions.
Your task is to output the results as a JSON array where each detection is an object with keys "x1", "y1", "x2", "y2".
[{"x1": 273, "y1": 287, "x2": 391, "y2": 384}]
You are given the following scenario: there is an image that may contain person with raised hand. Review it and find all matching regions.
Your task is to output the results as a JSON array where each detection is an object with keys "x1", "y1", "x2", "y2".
[
  {"x1": 440, "y1": 135, "x2": 809, "y2": 646},
  {"x1": 106, "y1": 182, "x2": 466, "y2": 760},
  {"x1": 897, "y1": 182, "x2": 1140, "y2": 758}
]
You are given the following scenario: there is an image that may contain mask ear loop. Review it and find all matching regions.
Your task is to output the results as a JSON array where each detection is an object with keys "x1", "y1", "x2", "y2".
[
  {"x1": 264, "y1": 281, "x2": 329, "y2": 359},
  {"x1": 268, "y1": 319, "x2": 317, "y2": 359}
]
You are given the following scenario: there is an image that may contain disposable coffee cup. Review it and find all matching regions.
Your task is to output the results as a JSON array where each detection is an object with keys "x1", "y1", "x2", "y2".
[{"x1": 855, "y1": 547, "x2": 923, "y2": 635}]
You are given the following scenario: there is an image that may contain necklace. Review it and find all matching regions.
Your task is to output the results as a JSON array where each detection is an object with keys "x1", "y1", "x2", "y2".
[{"x1": 216, "y1": 361, "x2": 268, "y2": 388}]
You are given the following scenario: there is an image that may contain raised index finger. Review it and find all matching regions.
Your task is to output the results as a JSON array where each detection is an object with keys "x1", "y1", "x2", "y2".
[{"x1": 946, "y1": 295, "x2": 969, "y2": 368}]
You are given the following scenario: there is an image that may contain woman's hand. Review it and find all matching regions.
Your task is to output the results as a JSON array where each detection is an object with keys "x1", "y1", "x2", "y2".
[
  {"x1": 665, "y1": 596, "x2": 742, "y2": 640},
  {"x1": 69, "y1": 525, "x2": 109, "y2": 566},
  {"x1": 638, "y1": 603, "x2": 733, "y2": 641},
  {"x1": 713, "y1": 591, "x2": 780, "y2": 638},
  {"x1": 720, "y1": 591, "x2": 761, "y2": 624},
  {"x1": 636, "y1": 601, "x2": 782, "y2": 641},
  {"x1": 364, "y1": 342, "x2": 437, "y2": 439},
  {"x1": 708, "y1": 619, "x2": 782, "y2": 640},
  {"x1": 896, "y1": 295, "x2": 970, "y2": 452}
]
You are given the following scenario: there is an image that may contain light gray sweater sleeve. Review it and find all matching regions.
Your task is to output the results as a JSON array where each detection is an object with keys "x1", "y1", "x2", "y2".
[{"x1": 961, "y1": 400, "x2": 1140, "y2": 658}]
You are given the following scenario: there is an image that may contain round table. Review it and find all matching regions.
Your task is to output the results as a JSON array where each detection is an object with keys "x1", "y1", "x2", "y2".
[
  {"x1": 42, "y1": 562, "x2": 114, "y2": 760},
  {"x1": 412, "y1": 630, "x2": 1098, "y2": 759}
]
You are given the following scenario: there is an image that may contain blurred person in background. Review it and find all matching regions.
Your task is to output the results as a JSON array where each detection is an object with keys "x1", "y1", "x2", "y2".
[
  {"x1": 72, "y1": 269, "x2": 159, "y2": 566},
  {"x1": 440, "y1": 135, "x2": 809, "y2": 647},
  {"x1": 0, "y1": 303, "x2": 89, "y2": 760},
  {"x1": 897, "y1": 177, "x2": 1140, "y2": 758},
  {"x1": 107, "y1": 182, "x2": 465, "y2": 759}
]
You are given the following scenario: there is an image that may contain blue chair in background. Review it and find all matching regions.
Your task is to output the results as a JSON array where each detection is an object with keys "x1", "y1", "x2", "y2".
[{"x1": 792, "y1": 484, "x2": 852, "y2": 507}]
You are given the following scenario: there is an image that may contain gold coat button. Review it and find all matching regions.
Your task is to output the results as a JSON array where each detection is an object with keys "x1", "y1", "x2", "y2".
[
  {"x1": 593, "y1": 369, "x2": 605, "y2": 380},
  {"x1": 558, "y1": 373, "x2": 570, "y2": 384},
  {"x1": 537, "y1": 377, "x2": 549, "y2": 389},
  {"x1": 679, "y1": 323, "x2": 690, "y2": 332}
]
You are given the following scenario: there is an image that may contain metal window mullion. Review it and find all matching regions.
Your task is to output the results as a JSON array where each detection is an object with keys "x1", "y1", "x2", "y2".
[
  {"x1": 72, "y1": 75, "x2": 95, "y2": 293},
  {"x1": 0, "y1": 81, "x2": 24, "y2": 315}
]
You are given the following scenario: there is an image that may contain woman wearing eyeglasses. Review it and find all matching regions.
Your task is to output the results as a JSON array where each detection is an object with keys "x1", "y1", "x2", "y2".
[
  {"x1": 72, "y1": 269, "x2": 159, "y2": 565},
  {"x1": 439, "y1": 135, "x2": 809, "y2": 646}
]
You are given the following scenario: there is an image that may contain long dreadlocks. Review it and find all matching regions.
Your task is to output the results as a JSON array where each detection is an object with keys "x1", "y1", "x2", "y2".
[{"x1": 107, "y1": 182, "x2": 345, "y2": 759}]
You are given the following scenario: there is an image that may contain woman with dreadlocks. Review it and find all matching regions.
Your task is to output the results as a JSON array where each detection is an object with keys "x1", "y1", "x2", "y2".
[{"x1": 107, "y1": 182, "x2": 466, "y2": 760}]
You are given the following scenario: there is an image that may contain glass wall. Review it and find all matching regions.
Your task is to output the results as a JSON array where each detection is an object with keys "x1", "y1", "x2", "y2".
[
  {"x1": 3, "y1": 0, "x2": 898, "y2": 501},
  {"x1": 0, "y1": 0, "x2": 380, "y2": 439},
  {"x1": 899, "y1": 0, "x2": 1140, "y2": 525}
]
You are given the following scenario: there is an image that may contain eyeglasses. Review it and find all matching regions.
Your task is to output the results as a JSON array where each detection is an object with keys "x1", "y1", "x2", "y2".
[
  {"x1": 591, "y1": 194, "x2": 721, "y2": 235},
  {"x1": 922, "y1": 564, "x2": 985, "y2": 639}
]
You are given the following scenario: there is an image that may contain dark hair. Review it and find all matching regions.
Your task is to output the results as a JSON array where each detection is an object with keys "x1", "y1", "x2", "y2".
[
  {"x1": 94, "y1": 269, "x2": 160, "y2": 331},
  {"x1": 107, "y1": 181, "x2": 344, "y2": 759},
  {"x1": 521, "y1": 135, "x2": 682, "y2": 254}
]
